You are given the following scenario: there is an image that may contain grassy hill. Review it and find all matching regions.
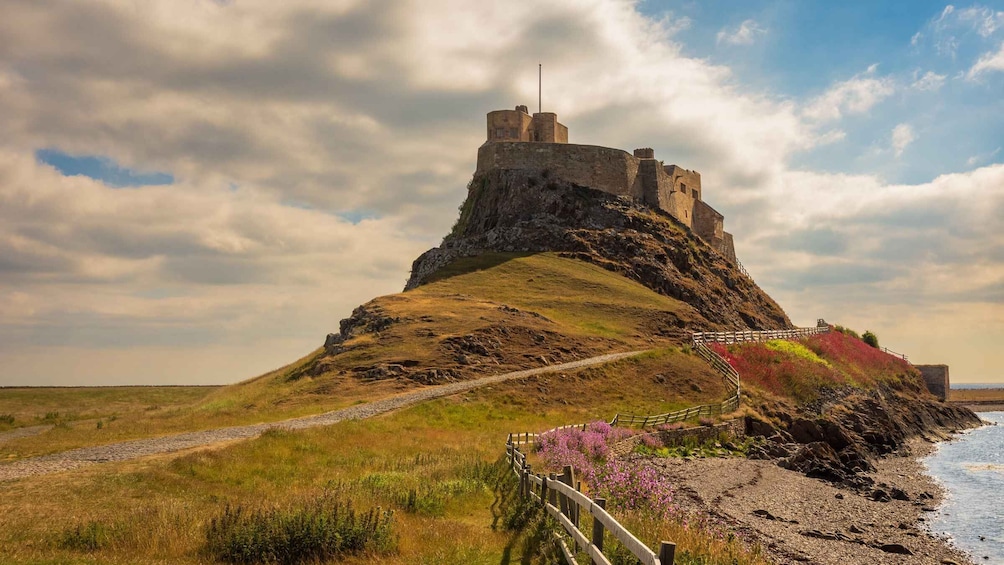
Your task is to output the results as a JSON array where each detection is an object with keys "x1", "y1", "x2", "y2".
[
  {"x1": 0, "y1": 253, "x2": 705, "y2": 461},
  {"x1": 201, "y1": 252, "x2": 708, "y2": 418}
]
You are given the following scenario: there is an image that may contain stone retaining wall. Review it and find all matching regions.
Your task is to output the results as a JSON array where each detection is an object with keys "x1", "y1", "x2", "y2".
[{"x1": 610, "y1": 418, "x2": 746, "y2": 457}]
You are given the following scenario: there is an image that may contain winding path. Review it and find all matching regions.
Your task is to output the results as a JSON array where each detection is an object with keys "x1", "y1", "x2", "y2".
[{"x1": 0, "y1": 351, "x2": 643, "y2": 482}]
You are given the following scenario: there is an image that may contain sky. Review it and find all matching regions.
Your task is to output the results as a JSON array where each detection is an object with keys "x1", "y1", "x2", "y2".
[{"x1": 0, "y1": 0, "x2": 1001, "y2": 386}]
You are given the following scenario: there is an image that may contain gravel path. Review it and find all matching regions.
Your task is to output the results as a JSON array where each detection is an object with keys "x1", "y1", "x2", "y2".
[
  {"x1": 0, "y1": 351, "x2": 643, "y2": 482},
  {"x1": 0, "y1": 425, "x2": 52, "y2": 445}
]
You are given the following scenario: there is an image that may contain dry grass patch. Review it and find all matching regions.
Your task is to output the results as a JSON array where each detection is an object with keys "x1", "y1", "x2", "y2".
[
  {"x1": 949, "y1": 388, "x2": 1004, "y2": 402},
  {"x1": 0, "y1": 348, "x2": 748, "y2": 564}
]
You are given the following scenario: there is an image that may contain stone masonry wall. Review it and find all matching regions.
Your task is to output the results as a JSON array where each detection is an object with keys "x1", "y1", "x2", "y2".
[
  {"x1": 610, "y1": 419, "x2": 746, "y2": 458},
  {"x1": 476, "y1": 141, "x2": 735, "y2": 264},
  {"x1": 693, "y1": 199, "x2": 724, "y2": 249},
  {"x1": 916, "y1": 365, "x2": 950, "y2": 401},
  {"x1": 720, "y1": 232, "x2": 737, "y2": 264},
  {"x1": 487, "y1": 110, "x2": 533, "y2": 142},
  {"x1": 477, "y1": 142, "x2": 644, "y2": 200}
]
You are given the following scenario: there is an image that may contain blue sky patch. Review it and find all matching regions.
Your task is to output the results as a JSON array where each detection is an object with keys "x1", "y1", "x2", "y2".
[{"x1": 36, "y1": 149, "x2": 174, "y2": 187}]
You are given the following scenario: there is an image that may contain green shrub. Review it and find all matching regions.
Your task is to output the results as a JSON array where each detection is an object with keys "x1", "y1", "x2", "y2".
[
  {"x1": 59, "y1": 521, "x2": 111, "y2": 552},
  {"x1": 862, "y1": 331, "x2": 879, "y2": 348},
  {"x1": 833, "y1": 325, "x2": 861, "y2": 339},
  {"x1": 0, "y1": 414, "x2": 13, "y2": 426},
  {"x1": 204, "y1": 496, "x2": 396, "y2": 564}
]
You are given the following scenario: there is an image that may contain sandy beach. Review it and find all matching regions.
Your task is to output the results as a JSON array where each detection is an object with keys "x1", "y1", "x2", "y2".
[{"x1": 641, "y1": 438, "x2": 974, "y2": 565}]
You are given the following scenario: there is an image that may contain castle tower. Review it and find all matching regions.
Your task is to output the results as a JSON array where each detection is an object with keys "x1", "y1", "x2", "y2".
[{"x1": 486, "y1": 106, "x2": 568, "y2": 143}]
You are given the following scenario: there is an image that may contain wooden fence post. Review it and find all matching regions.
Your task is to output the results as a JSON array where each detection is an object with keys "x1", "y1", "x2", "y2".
[
  {"x1": 591, "y1": 498, "x2": 606, "y2": 565},
  {"x1": 659, "y1": 541, "x2": 676, "y2": 564},
  {"x1": 559, "y1": 466, "x2": 574, "y2": 519},
  {"x1": 548, "y1": 473, "x2": 558, "y2": 507},
  {"x1": 540, "y1": 474, "x2": 548, "y2": 507}
]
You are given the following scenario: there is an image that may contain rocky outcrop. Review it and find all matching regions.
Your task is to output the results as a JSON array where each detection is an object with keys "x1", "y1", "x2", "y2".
[
  {"x1": 407, "y1": 168, "x2": 791, "y2": 330},
  {"x1": 747, "y1": 384, "x2": 983, "y2": 489}
]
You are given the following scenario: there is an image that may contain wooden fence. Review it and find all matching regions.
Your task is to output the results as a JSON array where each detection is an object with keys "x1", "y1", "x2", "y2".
[
  {"x1": 880, "y1": 347, "x2": 908, "y2": 361},
  {"x1": 505, "y1": 444, "x2": 676, "y2": 565},
  {"x1": 500, "y1": 321, "x2": 830, "y2": 562}
]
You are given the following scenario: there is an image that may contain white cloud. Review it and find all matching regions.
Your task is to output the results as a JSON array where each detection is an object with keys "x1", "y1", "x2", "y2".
[
  {"x1": 891, "y1": 124, "x2": 916, "y2": 157},
  {"x1": 0, "y1": 0, "x2": 817, "y2": 384},
  {"x1": 956, "y1": 5, "x2": 1004, "y2": 37},
  {"x1": 716, "y1": 19, "x2": 767, "y2": 46},
  {"x1": 0, "y1": 0, "x2": 999, "y2": 385},
  {"x1": 802, "y1": 66, "x2": 896, "y2": 122},
  {"x1": 968, "y1": 41, "x2": 1004, "y2": 78},
  {"x1": 911, "y1": 70, "x2": 947, "y2": 90},
  {"x1": 967, "y1": 146, "x2": 1001, "y2": 166}
]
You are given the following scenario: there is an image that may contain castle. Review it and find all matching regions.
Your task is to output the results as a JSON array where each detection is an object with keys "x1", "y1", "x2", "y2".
[{"x1": 477, "y1": 106, "x2": 737, "y2": 263}]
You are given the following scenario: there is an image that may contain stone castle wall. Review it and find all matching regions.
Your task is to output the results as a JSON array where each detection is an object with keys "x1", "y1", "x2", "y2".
[
  {"x1": 477, "y1": 142, "x2": 644, "y2": 201},
  {"x1": 476, "y1": 116, "x2": 739, "y2": 266}
]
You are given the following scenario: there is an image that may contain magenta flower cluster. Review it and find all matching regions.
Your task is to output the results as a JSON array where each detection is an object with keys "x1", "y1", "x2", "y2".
[{"x1": 535, "y1": 422, "x2": 677, "y2": 518}]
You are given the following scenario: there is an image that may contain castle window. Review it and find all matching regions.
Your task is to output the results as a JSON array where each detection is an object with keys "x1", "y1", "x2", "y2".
[
  {"x1": 680, "y1": 183, "x2": 687, "y2": 194},
  {"x1": 509, "y1": 127, "x2": 518, "y2": 138},
  {"x1": 495, "y1": 128, "x2": 504, "y2": 139}
]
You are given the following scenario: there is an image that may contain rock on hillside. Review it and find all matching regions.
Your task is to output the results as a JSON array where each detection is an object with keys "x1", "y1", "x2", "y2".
[
  {"x1": 407, "y1": 168, "x2": 791, "y2": 330},
  {"x1": 747, "y1": 383, "x2": 982, "y2": 489}
]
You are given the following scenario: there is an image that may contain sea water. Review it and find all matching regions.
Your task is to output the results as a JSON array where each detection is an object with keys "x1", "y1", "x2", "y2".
[{"x1": 924, "y1": 411, "x2": 1004, "y2": 563}]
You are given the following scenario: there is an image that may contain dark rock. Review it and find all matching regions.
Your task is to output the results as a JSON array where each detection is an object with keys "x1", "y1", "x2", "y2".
[
  {"x1": 871, "y1": 489, "x2": 892, "y2": 503},
  {"x1": 406, "y1": 169, "x2": 792, "y2": 329},
  {"x1": 848, "y1": 524, "x2": 864, "y2": 534},
  {"x1": 891, "y1": 487, "x2": 910, "y2": 501},
  {"x1": 752, "y1": 509, "x2": 778, "y2": 520},
  {"x1": 878, "y1": 543, "x2": 913, "y2": 555},
  {"x1": 835, "y1": 493, "x2": 844, "y2": 500},
  {"x1": 789, "y1": 418, "x2": 824, "y2": 444},
  {"x1": 745, "y1": 416, "x2": 776, "y2": 438},
  {"x1": 781, "y1": 442, "x2": 845, "y2": 482}
]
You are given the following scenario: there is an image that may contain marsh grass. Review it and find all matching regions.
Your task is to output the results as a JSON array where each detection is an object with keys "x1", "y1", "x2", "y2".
[
  {"x1": 204, "y1": 496, "x2": 396, "y2": 564},
  {"x1": 0, "y1": 347, "x2": 747, "y2": 564}
]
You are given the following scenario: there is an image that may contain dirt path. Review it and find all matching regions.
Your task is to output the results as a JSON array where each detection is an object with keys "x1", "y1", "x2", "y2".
[{"x1": 0, "y1": 351, "x2": 643, "y2": 482}]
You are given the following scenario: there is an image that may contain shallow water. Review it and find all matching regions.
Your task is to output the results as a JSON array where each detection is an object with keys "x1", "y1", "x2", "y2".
[{"x1": 924, "y1": 411, "x2": 1004, "y2": 564}]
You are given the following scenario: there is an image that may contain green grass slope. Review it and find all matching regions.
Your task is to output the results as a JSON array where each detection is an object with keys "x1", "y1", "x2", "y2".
[
  {"x1": 211, "y1": 252, "x2": 707, "y2": 415},
  {"x1": 0, "y1": 348, "x2": 754, "y2": 565}
]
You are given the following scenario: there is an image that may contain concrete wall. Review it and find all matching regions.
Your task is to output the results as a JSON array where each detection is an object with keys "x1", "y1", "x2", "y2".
[
  {"x1": 477, "y1": 142, "x2": 644, "y2": 200},
  {"x1": 917, "y1": 365, "x2": 950, "y2": 401}
]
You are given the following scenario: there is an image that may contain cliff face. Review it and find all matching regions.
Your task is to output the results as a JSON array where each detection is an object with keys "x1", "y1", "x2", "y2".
[
  {"x1": 408, "y1": 168, "x2": 791, "y2": 330},
  {"x1": 748, "y1": 381, "x2": 983, "y2": 489}
]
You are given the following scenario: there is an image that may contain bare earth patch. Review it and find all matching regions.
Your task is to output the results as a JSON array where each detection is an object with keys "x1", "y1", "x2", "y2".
[{"x1": 642, "y1": 439, "x2": 973, "y2": 564}]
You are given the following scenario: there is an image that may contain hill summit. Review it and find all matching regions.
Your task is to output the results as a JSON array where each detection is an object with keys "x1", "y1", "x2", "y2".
[{"x1": 407, "y1": 105, "x2": 790, "y2": 330}]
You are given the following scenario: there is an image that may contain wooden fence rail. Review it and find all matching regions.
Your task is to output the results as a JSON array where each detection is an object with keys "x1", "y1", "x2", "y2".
[
  {"x1": 505, "y1": 445, "x2": 676, "y2": 565},
  {"x1": 500, "y1": 321, "x2": 829, "y2": 562},
  {"x1": 881, "y1": 347, "x2": 908, "y2": 361}
]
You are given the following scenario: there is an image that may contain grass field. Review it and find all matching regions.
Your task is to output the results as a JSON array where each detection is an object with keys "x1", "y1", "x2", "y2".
[
  {"x1": 0, "y1": 348, "x2": 766, "y2": 564},
  {"x1": 949, "y1": 388, "x2": 1004, "y2": 403}
]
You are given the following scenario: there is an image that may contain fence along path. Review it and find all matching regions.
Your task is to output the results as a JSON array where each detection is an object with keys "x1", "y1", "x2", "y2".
[{"x1": 503, "y1": 321, "x2": 830, "y2": 564}]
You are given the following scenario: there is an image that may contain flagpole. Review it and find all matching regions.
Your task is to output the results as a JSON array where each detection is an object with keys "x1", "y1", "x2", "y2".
[{"x1": 538, "y1": 63, "x2": 542, "y2": 114}]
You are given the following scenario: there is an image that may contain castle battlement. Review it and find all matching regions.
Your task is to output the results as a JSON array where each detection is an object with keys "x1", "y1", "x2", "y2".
[{"x1": 478, "y1": 107, "x2": 736, "y2": 263}]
